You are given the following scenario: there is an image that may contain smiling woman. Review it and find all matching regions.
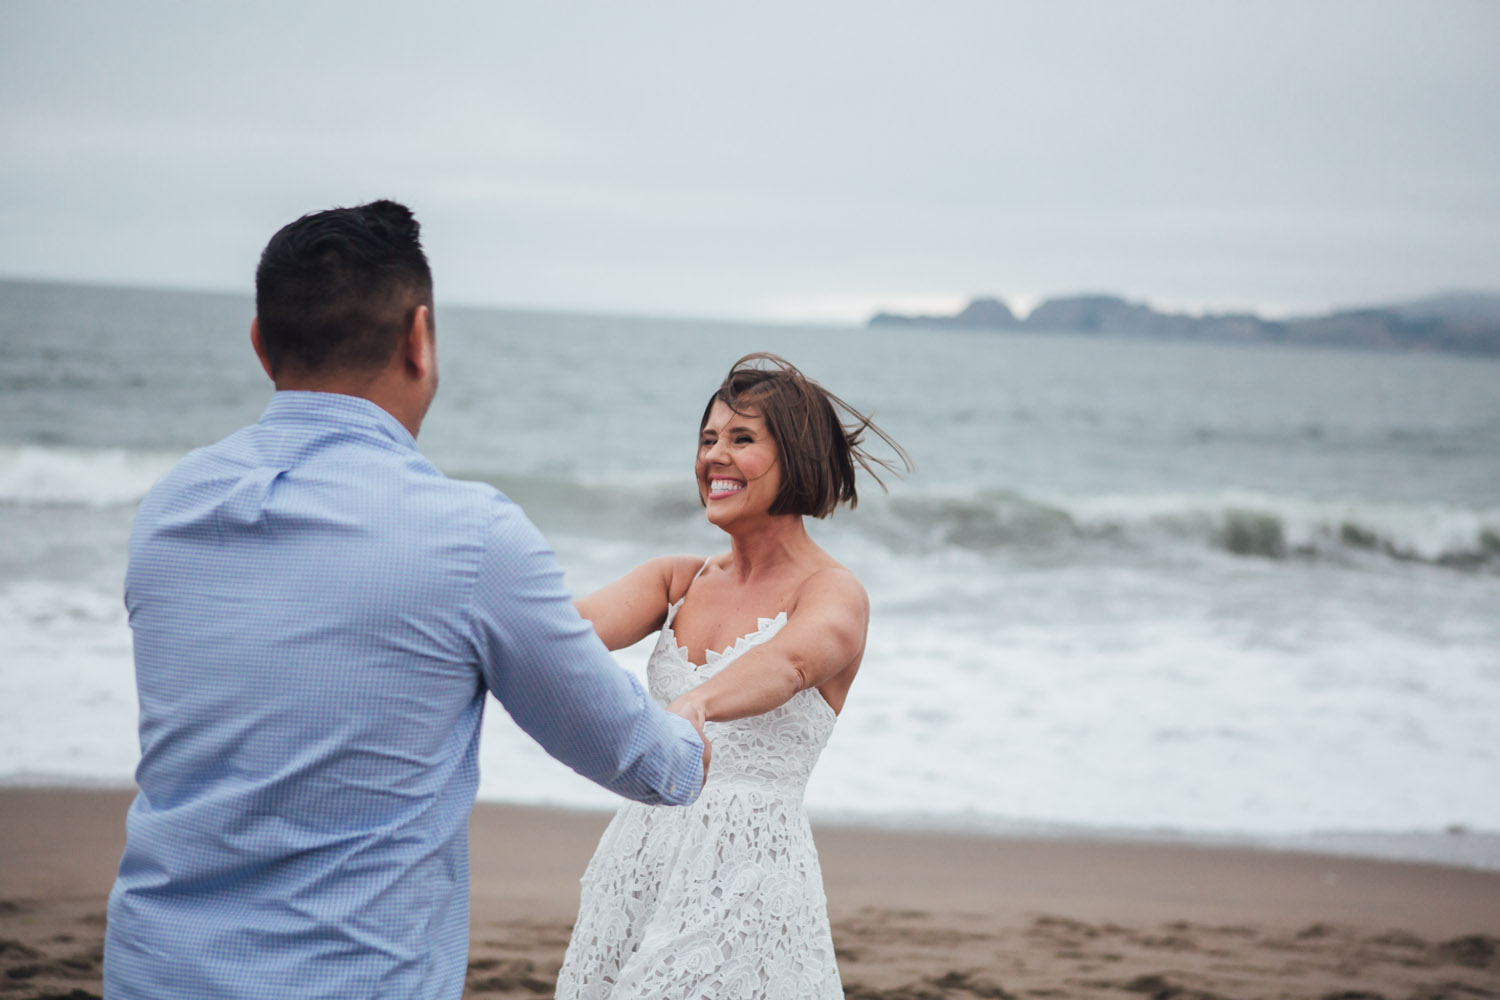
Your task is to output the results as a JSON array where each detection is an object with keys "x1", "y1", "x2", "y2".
[
  {"x1": 697, "y1": 401, "x2": 781, "y2": 517},
  {"x1": 552, "y1": 352, "x2": 910, "y2": 1000},
  {"x1": 698, "y1": 352, "x2": 907, "y2": 519}
]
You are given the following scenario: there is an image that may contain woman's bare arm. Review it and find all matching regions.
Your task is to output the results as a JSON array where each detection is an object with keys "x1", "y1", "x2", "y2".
[
  {"x1": 666, "y1": 567, "x2": 868, "y2": 722},
  {"x1": 574, "y1": 555, "x2": 705, "y2": 651}
]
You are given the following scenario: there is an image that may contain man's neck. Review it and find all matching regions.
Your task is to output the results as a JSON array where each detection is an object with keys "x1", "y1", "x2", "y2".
[{"x1": 273, "y1": 369, "x2": 426, "y2": 439}]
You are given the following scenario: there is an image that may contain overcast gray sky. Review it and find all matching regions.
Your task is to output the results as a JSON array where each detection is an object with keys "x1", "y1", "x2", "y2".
[{"x1": 2, "y1": 1, "x2": 1497, "y2": 322}]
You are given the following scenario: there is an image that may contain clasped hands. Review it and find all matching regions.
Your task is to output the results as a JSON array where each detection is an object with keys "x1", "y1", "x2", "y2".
[{"x1": 667, "y1": 694, "x2": 711, "y2": 790}]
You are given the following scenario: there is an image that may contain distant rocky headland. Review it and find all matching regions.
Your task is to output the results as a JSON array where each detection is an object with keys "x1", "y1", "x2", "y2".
[{"x1": 869, "y1": 292, "x2": 1500, "y2": 357}]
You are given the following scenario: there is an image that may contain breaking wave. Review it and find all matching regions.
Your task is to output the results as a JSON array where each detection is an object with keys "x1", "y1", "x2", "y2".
[
  {"x1": 0, "y1": 445, "x2": 184, "y2": 507},
  {"x1": 483, "y1": 472, "x2": 1500, "y2": 572},
  {"x1": 10, "y1": 445, "x2": 1496, "y2": 570},
  {"x1": 863, "y1": 487, "x2": 1500, "y2": 569}
]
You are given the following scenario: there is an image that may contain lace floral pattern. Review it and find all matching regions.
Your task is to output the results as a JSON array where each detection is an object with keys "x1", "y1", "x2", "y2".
[{"x1": 555, "y1": 602, "x2": 844, "y2": 999}]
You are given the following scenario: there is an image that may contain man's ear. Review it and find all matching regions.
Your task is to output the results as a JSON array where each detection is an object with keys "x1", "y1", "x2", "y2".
[
  {"x1": 250, "y1": 318, "x2": 275, "y2": 381},
  {"x1": 403, "y1": 305, "x2": 434, "y2": 381}
]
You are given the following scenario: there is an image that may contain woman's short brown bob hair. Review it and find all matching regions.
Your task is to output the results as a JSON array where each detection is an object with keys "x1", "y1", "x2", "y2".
[{"x1": 701, "y1": 353, "x2": 911, "y2": 519}]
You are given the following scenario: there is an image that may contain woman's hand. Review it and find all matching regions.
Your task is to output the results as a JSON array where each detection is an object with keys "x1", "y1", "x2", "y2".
[{"x1": 666, "y1": 696, "x2": 712, "y2": 788}]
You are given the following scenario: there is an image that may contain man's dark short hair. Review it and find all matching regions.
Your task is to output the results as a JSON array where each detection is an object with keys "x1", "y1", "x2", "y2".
[
  {"x1": 255, "y1": 200, "x2": 433, "y2": 376},
  {"x1": 701, "y1": 353, "x2": 911, "y2": 519}
]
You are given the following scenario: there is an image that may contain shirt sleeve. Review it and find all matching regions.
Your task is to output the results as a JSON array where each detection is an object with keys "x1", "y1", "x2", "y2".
[{"x1": 462, "y1": 498, "x2": 704, "y2": 806}]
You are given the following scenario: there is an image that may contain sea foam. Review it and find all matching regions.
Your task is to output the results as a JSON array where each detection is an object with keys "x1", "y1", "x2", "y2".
[{"x1": 0, "y1": 445, "x2": 182, "y2": 507}]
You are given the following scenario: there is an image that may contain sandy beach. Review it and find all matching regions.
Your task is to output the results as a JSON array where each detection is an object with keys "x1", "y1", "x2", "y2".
[{"x1": 2, "y1": 787, "x2": 1496, "y2": 999}]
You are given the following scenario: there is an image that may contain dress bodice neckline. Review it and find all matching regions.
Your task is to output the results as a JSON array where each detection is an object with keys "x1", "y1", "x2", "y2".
[
  {"x1": 658, "y1": 605, "x2": 836, "y2": 722},
  {"x1": 658, "y1": 558, "x2": 836, "y2": 720},
  {"x1": 662, "y1": 608, "x2": 788, "y2": 671}
]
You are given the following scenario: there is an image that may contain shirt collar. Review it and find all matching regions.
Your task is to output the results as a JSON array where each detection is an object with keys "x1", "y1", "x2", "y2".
[{"x1": 259, "y1": 391, "x2": 418, "y2": 450}]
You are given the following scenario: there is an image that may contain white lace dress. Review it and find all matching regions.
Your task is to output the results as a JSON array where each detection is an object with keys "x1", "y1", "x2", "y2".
[{"x1": 555, "y1": 593, "x2": 844, "y2": 999}]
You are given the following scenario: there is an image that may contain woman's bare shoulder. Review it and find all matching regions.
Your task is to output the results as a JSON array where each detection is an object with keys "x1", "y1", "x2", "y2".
[
  {"x1": 789, "y1": 559, "x2": 868, "y2": 617},
  {"x1": 661, "y1": 553, "x2": 716, "y2": 604}
]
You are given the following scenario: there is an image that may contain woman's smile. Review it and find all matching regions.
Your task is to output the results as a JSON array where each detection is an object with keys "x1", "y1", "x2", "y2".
[
  {"x1": 697, "y1": 400, "x2": 780, "y2": 519},
  {"x1": 707, "y1": 478, "x2": 746, "y2": 500}
]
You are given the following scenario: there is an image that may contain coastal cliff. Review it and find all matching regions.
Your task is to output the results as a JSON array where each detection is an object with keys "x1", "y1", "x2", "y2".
[{"x1": 870, "y1": 292, "x2": 1500, "y2": 356}]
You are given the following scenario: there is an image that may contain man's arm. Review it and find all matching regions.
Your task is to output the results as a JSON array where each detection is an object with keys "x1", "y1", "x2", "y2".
[{"x1": 463, "y1": 500, "x2": 707, "y2": 805}]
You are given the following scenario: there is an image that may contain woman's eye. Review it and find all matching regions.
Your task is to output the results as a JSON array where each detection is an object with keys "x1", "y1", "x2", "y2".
[{"x1": 735, "y1": 435, "x2": 753, "y2": 444}]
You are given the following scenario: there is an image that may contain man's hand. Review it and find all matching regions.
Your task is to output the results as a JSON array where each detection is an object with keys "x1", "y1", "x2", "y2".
[{"x1": 666, "y1": 695, "x2": 711, "y2": 788}]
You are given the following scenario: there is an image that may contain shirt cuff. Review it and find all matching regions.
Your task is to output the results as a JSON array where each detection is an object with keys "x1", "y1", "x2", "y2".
[{"x1": 653, "y1": 713, "x2": 706, "y2": 806}]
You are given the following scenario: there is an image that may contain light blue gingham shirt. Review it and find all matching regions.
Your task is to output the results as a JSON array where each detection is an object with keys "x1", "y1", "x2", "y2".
[{"x1": 104, "y1": 391, "x2": 704, "y2": 1000}]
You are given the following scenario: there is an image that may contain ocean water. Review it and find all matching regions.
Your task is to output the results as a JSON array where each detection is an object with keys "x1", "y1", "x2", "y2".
[{"x1": 3, "y1": 278, "x2": 1498, "y2": 867}]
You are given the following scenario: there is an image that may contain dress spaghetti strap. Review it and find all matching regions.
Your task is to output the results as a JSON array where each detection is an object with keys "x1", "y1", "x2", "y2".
[{"x1": 663, "y1": 556, "x2": 714, "y2": 629}]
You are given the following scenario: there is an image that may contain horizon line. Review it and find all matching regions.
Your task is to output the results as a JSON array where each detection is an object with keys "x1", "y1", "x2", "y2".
[{"x1": 4, "y1": 272, "x2": 1497, "y2": 330}]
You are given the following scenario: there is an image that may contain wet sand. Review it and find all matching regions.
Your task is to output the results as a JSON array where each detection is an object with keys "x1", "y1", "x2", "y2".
[{"x1": 2, "y1": 787, "x2": 1496, "y2": 998}]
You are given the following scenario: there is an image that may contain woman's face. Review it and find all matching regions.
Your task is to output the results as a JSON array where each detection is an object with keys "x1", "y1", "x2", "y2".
[{"x1": 696, "y1": 399, "x2": 781, "y2": 527}]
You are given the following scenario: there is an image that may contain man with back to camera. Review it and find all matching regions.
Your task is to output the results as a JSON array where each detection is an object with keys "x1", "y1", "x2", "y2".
[{"x1": 103, "y1": 200, "x2": 710, "y2": 999}]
